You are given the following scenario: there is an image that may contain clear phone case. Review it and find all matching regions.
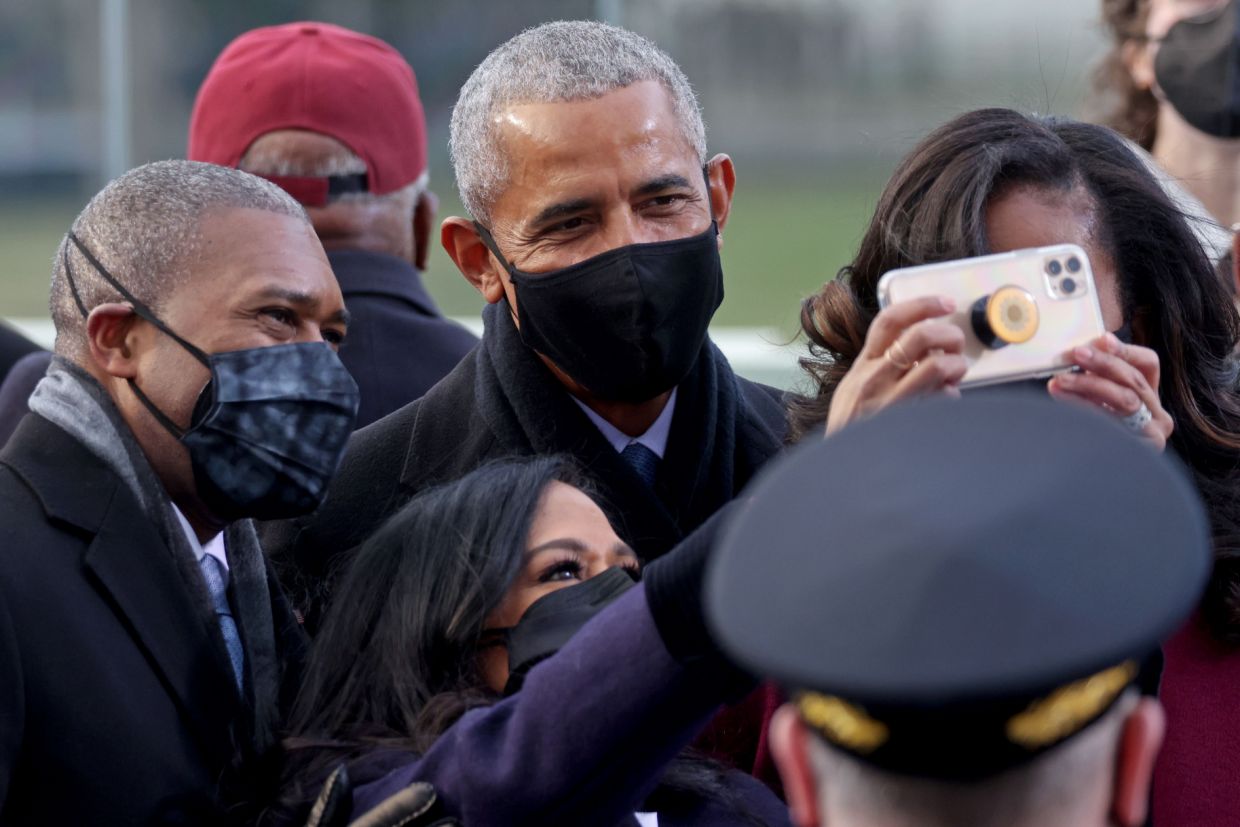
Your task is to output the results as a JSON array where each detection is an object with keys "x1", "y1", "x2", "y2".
[{"x1": 876, "y1": 244, "x2": 1107, "y2": 388}]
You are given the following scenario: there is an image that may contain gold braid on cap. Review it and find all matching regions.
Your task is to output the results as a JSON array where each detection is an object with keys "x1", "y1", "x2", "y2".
[
  {"x1": 796, "y1": 693, "x2": 890, "y2": 754},
  {"x1": 1005, "y1": 661, "x2": 1138, "y2": 750}
]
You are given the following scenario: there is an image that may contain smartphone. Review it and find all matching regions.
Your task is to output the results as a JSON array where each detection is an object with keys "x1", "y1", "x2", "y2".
[{"x1": 876, "y1": 244, "x2": 1106, "y2": 388}]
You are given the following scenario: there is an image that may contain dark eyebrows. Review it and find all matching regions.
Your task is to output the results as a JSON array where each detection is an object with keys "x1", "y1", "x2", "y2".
[
  {"x1": 524, "y1": 538, "x2": 636, "y2": 559},
  {"x1": 634, "y1": 174, "x2": 695, "y2": 197},
  {"x1": 524, "y1": 173, "x2": 698, "y2": 232},
  {"x1": 525, "y1": 538, "x2": 589, "y2": 559},
  {"x1": 529, "y1": 198, "x2": 598, "y2": 230},
  {"x1": 251, "y1": 285, "x2": 350, "y2": 326}
]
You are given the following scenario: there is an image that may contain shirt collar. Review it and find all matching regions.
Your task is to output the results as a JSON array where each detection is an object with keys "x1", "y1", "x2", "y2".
[
  {"x1": 170, "y1": 502, "x2": 229, "y2": 574},
  {"x1": 571, "y1": 387, "x2": 678, "y2": 459}
]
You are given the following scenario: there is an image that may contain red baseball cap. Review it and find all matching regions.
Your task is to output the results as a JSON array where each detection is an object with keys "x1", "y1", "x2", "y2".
[{"x1": 188, "y1": 21, "x2": 427, "y2": 206}]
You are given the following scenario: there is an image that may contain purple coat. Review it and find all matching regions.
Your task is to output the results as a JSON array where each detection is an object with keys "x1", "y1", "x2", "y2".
[{"x1": 350, "y1": 585, "x2": 790, "y2": 826}]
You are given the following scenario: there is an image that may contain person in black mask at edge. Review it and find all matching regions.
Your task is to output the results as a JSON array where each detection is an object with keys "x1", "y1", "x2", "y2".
[
  {"x1": 261, "y1": 20, "x2": 788, "y2": 634},
  {"x1": 189, "y1": 22, "x2": 478, "y2": 429},
  {"x1": 1092, "y1": 0, "x2": 1240, "y2": 266},
  {"x1": 0, "y1": 161, "x2": 360, "y2": 826}
]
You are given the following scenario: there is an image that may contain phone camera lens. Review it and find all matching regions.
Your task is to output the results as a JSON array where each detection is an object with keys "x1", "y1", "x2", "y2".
[
  {"x1": 1060, "y1": 277, "x2": 1077, "y2": 294},
  {"x1": 1047, "y1": 260, "x2": 1063, "y2": 276},
  {"x1": 1066, "y1": 256, "x2": 1081, "y2": 273}
]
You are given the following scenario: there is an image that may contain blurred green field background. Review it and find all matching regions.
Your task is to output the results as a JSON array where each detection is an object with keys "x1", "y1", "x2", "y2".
[{"x1": 0, "y1": 168, "x2": 885, "y2": 333}]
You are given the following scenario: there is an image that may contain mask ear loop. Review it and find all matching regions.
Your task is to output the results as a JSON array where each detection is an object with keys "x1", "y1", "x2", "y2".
[
  {"x1": 64, "y1": 232, "x2": 211, "y2": 439},
  {"x1": 66, "y1": 233, "x2": 212, "y2": 367},
  {"x1": 702, "y1": 163, "x2": 721, "y2": 233},
  {"x1": 472, "y1": 222, "x2": 518, "y2": 277}
]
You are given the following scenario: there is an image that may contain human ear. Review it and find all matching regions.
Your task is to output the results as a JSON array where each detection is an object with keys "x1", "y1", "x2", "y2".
[
  {"x1": 1111, "y1": 698, "x2": 1165, "y2": 826},
  {"x1": 85, "y1": 303, "x2": 142, "y2": 379},
  {"x1": 1122, "y1": 38, "x2": 1157, "y2": 93},
  {"x1": 412, "y1": 189, "x2": 439, "y2": 271},
  {"x1": 705, "y1": 154, "x2": 737, "y2": 241},
  {"x1": 769, "y1": 704, "x2": 823, "y2": 827},
  {"x1": 441, "y1": 217, "x2": 508, "y2": 304}
]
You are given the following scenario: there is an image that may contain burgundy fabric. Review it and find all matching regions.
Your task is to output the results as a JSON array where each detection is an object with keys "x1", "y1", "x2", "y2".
[
  {"x1": 693, "y1": 682, "x2": 786, "y2": 799},
  {"x1": 1154, "y1": 611, "x2": 1240, "y2": 826},
  {"x1": 188, "y1": 21, "x2": 427, "y2": 197}
]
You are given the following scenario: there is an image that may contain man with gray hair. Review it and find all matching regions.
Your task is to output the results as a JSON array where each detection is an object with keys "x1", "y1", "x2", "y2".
[
  {"x1": 0, "y1": 160, "x2": 360, "y2": 824},
  {"x1": 265, "y1": 20, "x2": 788, "y2": 639},
  {"x1": 189, "y1": 21, "x2": 477, "y2": 428}
]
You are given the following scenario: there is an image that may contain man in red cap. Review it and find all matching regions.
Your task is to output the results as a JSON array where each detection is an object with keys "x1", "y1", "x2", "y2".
[{"x1": 189, "y1": 22, "x2": 477, "y2": 428}]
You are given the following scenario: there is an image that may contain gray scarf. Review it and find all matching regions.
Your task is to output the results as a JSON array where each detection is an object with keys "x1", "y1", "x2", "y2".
[{"x1": 29, "y1": 357, "x2": 283, "y2": 752}]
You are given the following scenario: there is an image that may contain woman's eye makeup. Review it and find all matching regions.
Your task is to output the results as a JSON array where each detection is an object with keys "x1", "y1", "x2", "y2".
[{"x1": 537, "y1": 557, "x2": 584, "y2": 583}]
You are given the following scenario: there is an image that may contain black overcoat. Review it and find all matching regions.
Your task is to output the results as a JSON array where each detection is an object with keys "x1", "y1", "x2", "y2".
[{"x1": 0, "y1": 415, "x2": 305, "y2": 825}]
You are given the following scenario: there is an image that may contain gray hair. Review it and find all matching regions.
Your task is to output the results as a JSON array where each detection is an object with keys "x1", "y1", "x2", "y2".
[
  {"x1": 50, "y1": 159, "x2": 308, "y2": 357},
  {"x1": 449, "y1": 20, "x2": 707, "y2": 224},
  {"x1": 806, "y1": 691, "x2": 1138, "y2": 827}
]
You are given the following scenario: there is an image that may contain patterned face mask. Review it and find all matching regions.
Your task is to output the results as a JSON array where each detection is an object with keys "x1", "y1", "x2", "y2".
[{"x1": 65, "y1": 233, "x2": 359, "y2": 522}]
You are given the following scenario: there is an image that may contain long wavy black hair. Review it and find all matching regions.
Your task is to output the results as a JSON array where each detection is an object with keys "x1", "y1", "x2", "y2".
[
  {"x1": 795, "y1": 109, "x2": 1240, "y2": 643},
  {"x1": 270, "y1": 455, "x2": 760, "y2": 824}
]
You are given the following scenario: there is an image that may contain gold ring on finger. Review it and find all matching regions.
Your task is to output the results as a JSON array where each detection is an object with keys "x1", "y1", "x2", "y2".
[{"x1": 885, "y1": 339, "x2": 916, "y2": 372}]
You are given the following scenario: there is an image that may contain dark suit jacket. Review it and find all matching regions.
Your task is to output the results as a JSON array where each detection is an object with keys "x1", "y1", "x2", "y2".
[
  {"x1": 0, "y1": 351, "x2": 51, "y2": 448},
  {"x1": 262, "y1": 301, "x2": 788, "y2": 631},
  {"x1": 329, "y1": 250, "x2": 477, "y2": 428},
  {"x1": 344, "y1": 586, "x2": 791, "y2": 827},
  {"x1": 0, "y1": 415, "x2": 305, "y2": 825},
  {"x1": 0, "y1": 325, "x2": 40, "y2": 387}
]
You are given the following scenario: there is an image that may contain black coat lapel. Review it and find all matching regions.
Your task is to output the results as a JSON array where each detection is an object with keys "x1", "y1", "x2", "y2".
[{"x1": 2, "y1": 415, "x2": 241, "y2": 764}]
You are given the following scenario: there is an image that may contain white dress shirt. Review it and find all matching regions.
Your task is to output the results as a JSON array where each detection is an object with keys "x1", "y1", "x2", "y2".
[
  {"x1": 170, "y1": 502, "x2": 229, "y2": 582},
  {"x1": 572, "y1": 388, "x2": 678, "y2": 459}
]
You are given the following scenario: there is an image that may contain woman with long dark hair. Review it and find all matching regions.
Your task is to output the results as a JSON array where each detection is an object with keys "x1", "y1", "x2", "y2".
[
  {"x1": 795, "y1": 108, "x2": 1240, "y2": 824},
  {"x1": 271, "y1": 456, "x2": 786, "y2": 827}
]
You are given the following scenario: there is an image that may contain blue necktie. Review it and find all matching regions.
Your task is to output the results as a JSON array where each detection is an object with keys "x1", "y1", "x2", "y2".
[
  {"x1": 198, "y1": 554, "x2": 246, "y2": 694},
  {"x1": 621, "y1": 442, "x2": 661, "y2": 488}
]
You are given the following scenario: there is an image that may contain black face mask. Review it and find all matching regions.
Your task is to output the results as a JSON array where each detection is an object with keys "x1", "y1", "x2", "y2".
[
  {"x1": 65, "y1": 234, "x2": 360, "y2": 522},
  {"x1": 475, "y1": 220, "x2": 724, "y2": 402},
  {"x1": 1155, "y1": 0, "x2": 1240, "y2": 138},
  {"x1": 488, "y1": 566, "x2": 638, "y2": 696}
]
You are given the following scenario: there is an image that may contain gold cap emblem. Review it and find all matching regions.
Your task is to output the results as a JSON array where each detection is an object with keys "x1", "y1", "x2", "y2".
[{"x1": 797, "y1": 692, "x2": 890, "y2": 754}]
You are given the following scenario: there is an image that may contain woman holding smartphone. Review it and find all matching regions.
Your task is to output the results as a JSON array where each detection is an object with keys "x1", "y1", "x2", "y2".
[{"x1": 795, "y1": 107, "x2": 1240, "y2": 825}]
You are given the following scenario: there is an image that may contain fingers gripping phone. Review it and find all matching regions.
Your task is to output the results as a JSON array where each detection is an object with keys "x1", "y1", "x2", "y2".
[{"x1": 876, "y1": 245, "x2": 1107, "y2": 388}]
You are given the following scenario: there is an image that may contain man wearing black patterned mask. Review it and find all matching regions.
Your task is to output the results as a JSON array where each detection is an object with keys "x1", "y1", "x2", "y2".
[
  {"x1": 0, "y1": 160, "x2": 358, "y2": 825},
  {"x1": 265, "y1": 21, "x2": 789, "y2": 634}
]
